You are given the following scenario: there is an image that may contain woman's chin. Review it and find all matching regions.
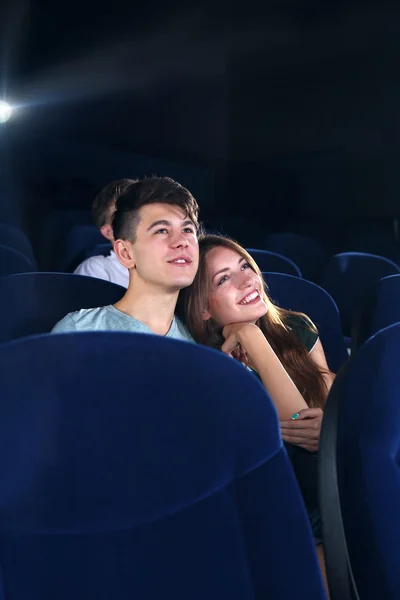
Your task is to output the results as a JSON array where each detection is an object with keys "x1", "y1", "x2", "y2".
[
  {"x1": 227, "y1": 303, "x2": 268, "y2": 325},
  {"x1": 245, "y1": 302, "x2": 268, "y2": 322}
]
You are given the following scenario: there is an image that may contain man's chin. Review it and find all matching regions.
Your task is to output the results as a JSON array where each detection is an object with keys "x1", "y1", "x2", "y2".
[{"x1": 169, "y1": 276, "x2": 196, "y2": 291}]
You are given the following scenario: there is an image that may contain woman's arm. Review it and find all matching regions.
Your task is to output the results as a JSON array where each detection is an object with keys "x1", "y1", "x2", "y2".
[
  {"x1": 222, "y1": 323, "x2": 308, "y2": 420},
  {"x1": 280, "y1": 339, "x2": 335, "y2": 451}
]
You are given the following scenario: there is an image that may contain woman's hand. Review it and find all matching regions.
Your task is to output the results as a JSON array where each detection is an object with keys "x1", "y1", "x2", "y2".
[
  {"x1": 221, "y1": 323, "x2": 261, "y2": 365},
  {"x1": 280, "y1": 408, "x2": 323, "y2": 452}
]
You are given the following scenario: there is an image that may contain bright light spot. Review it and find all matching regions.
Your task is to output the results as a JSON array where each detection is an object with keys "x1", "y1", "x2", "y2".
[{"x1": 0, "y1": 102, "x2": 12, "y2": 123}]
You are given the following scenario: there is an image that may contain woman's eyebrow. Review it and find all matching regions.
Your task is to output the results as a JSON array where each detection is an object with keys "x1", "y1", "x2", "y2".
[{"x1": 212, "y1": 257, "x2": 244, "y2": 281}]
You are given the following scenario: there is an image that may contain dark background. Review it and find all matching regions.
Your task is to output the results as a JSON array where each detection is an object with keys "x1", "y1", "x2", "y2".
[{"x1": 1, "y1": 0, "x2": 400, "y2": 229}]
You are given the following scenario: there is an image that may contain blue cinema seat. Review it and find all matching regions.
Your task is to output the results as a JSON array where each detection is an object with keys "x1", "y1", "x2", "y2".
[
  {"x1": 0, "y1": 332, "x2": 326, "y2": 600},
  {"x1": 247, "y1": 248, "x2": 302, "y2": 277},
  {"x1": 0, "y1": 244, "x2": 35, "y2": 277},
  {"x1": 319, "y1": 252, "x2": 400, "y2": 338},
  {"x1": 264, "y1": 232, "x2": 326, "y2": 282},
  {"x1": 351, "y1": 274, "x2": 400, "y2": 354},
  {"x1": 0, "y1": 223, "x2": 36, "y2": 266},
  {"x1": 319, "y1": 323, "x2": 400, "y2": 599},
  {"x1": 0, "y1": 272, "x2": 125, "y2": 343},
  {"x1": 263, "y1": 272, "x2": 348, "y2": 373}
]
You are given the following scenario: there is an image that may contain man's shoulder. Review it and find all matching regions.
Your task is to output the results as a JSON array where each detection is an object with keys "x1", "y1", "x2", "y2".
[{"x1": 51, "y1": 306, "x2": 110, "y2": 333}]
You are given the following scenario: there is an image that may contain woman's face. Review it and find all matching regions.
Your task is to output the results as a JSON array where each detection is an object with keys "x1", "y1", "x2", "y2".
[{"x1": 203, "y1": 246, "x2": 268, "y2": 326}]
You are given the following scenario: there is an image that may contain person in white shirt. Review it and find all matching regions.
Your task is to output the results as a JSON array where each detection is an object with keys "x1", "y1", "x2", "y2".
[{"x1": 74, "y1": 179, "x2": 137, "y2": 288}]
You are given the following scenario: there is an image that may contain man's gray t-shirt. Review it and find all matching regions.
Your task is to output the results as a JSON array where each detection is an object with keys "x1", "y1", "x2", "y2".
[{"x1": 51, "y1": 305, "x2": 193, "y2": 342}]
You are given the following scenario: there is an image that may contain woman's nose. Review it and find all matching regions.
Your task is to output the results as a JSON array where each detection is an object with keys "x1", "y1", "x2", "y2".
[{"x1": 237, "y1": 272, "x2": 254, "y2": 289}]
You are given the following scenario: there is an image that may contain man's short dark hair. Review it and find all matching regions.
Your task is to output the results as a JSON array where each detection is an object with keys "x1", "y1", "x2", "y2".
[
  {"x1": 112, "y1": 176, "x2": 200, "y2": 242},
  {"x1": 92, "y1": 179, "x2": 137, "y2": 229}
]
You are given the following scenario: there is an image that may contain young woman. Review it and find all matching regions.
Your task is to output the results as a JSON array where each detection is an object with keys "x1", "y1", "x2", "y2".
[
  {"x1": 180, "y1": 234, "x2": 335, "y2": 586},
  {"x1": 181, "y1": 234, "x2": 334, "y2": 420}
]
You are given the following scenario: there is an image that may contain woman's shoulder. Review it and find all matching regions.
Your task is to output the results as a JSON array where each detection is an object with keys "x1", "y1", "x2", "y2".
[{"x1": 285, "y1": 312, "x2": 319, "y2": 353}]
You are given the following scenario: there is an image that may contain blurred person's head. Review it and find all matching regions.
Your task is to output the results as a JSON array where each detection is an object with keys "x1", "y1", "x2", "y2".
[
  {"x1": 92, "y1": 179, "x2": 137, "y2": 243},
  {"x1": 113, "y1": 176, "x2": 200, "y2": 293}
]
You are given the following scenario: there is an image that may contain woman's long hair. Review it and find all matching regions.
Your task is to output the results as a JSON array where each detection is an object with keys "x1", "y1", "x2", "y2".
[{"x1": 180, "y1": 235, "x2": 331, "y2": 409}]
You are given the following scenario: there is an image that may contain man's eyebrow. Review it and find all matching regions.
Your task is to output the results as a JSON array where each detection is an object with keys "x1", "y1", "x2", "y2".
[
  {"x1": 146, "y1": 219, "x2": 171, "y2": 232},
  {"x1": 146, "y1": 218, "x2": 195, "y2": 232},
  {"x1": 212, "y1": 257, "x2": 245, "y2": 282}
]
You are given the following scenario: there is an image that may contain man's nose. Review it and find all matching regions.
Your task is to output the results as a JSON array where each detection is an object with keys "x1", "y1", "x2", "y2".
[{"x1": 170, "y1": 231, "x2": 189, "y2": 248}]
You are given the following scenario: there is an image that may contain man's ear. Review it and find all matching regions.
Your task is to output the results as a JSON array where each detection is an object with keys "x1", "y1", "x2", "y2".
[
  {"x1": 202, "y1": 309, "x2": 211, "y2": 321},
  {"x1": 100, "y1": 224, "x2": 114, "y2": 242},
  {"x1": 113, "y1": 239, "x2": 136, "y2": 269}
]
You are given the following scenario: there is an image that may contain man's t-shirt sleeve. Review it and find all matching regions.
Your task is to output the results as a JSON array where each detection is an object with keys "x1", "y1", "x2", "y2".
[{"x1": 51, "y1": 314, "x2": 78, "y2": 333}]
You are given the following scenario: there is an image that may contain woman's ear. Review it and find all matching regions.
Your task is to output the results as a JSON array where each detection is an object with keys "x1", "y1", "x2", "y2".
[{"x1": 202, "y1": 309, "x2": 211, "y2": 321}]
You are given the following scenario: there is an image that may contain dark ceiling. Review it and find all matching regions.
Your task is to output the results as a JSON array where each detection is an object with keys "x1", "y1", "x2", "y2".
[{"x1": 1, "y1": 0, "x2": 400, "y2": 164}]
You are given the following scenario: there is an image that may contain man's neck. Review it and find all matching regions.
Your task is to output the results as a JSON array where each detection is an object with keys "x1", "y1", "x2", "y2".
[{"x1": 114, "y1": 282, "x2": 179, "y2": 336}]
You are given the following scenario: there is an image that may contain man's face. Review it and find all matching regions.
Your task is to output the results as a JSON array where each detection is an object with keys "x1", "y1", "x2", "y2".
[{"x1": 128, "y1": 203, "x2": 199, "y2": 292}]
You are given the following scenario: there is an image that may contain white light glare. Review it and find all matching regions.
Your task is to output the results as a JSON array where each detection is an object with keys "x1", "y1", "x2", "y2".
[{"x1": 0, "y1": 102, "x2": 12, "y2": 123}]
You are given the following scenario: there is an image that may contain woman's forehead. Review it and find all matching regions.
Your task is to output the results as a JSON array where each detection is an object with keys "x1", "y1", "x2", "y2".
[{"x1": 206, "y1": 246, "x2": 242, "y2": 267}]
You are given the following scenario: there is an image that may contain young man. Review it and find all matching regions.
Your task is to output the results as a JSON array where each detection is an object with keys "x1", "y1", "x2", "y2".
[
  {"x1": 52, "y1": 176, "x2": 199, "y2": 342},
  {"x1": 74, "y1": 179, "x2": 136, "y2": 288}
]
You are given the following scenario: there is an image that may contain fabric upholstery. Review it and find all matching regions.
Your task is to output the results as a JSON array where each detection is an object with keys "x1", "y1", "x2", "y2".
[
  {"x1": 246, "y1": 248, "x2": 302, "y2": 277},
  {"x1": 264, "y1": 272, "x2": 348, "y2": 373},
  {"x1": 351, "y1": 274, "x2": 400, "y2": 353},
  {"x1": 0, "y1": 272, "x2": 125, "y2": 342},
  {"x1": 0, "y1": 332, "x2": 326, "y2": 600},
  {"x1": 264, "y1": 233, "x2": 326, "y2": 282},
  {"x1": 325, "y1": 324, "x2": 400, "y2": 599},
  {"x1": 0, "y1": 244, "x2": 34, "y2": 277},
  {"x1": 0, "y1": 224, "x2": 36, "y2": 266},
  {"x1": 60, "y1": 224, "x2": 105, "y2": 272},
  {"x1": 319, "y1": 252, "x2": 400, "y2": 336}
]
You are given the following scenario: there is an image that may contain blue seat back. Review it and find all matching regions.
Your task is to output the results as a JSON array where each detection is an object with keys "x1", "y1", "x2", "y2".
[
  {"x1": 0, "y1": 224, "x2": 36, "y2": 266},
  {"x1": 319, "y1": 252, "x2": 400, "y2": 336},
  {"x1": 38, "y1": 210, "x2": 92, "y2": 270},
  {"x1": 202, "y1": 211, "x2": 267, "y2": 248},
  {"x1": 322, "y1": 324, "x2": 400, "y2": 599},
  {"x1": 58, "y1": 225, "x2": 105, "y2": 272},
  {"x1": 0, "y1": 273, "x2": 125, "y2": 343},
  {"x1": 0, "y1": 333, "x2": 326, "y2": 600},
  {"x1": 351, "y1": 274, "x2": 400, "y2": 353},
  {"x1": 263, "y1": 272, "x2": 348, "y2": 373},
  {"x1": 67, "y1": 242, "x2": 113, "y2": 273},
  {"x1": 264, "y1": 233, "x2": 326, "y2": 282},
  {"x1": 0, "y1": 245, "x2": 34, "y2": 277},
  {"x1": 246, "y1": 248, "x2": 302, "y2": 277}
]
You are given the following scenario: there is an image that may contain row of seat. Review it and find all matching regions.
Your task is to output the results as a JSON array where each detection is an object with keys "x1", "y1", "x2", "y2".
[
  {"x1": 0, "y1": 269, "x2": 399, "y2": 368},
  {"x1": 1, "y1": 220, "x2": 400, "y2": 344},
  {"x1": 0, "y1": 315, "x2": 399, "y2": 598},
  {"x1": 5, "y1": 211, "x2": 400, "y2": 275}
]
